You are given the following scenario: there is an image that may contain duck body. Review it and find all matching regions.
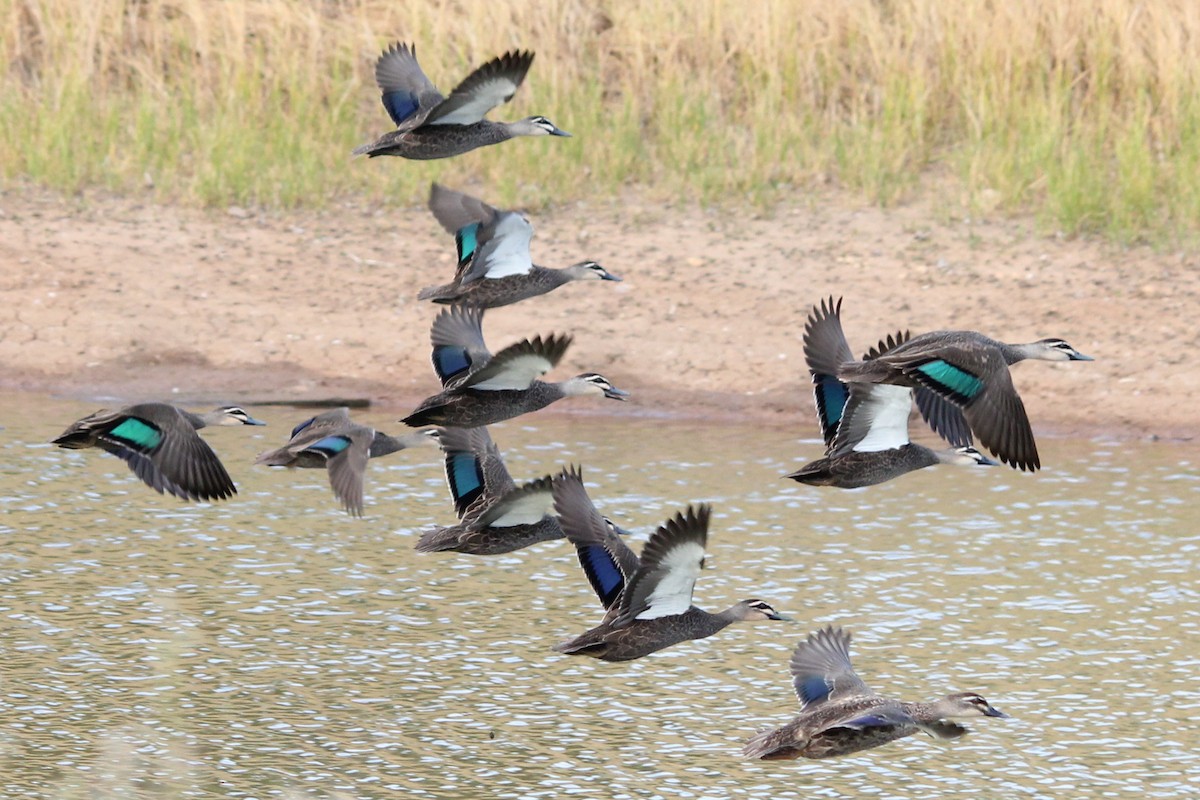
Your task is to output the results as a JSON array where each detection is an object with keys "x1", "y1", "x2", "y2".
[
  {"x1": 744, "y1": 626, "x2": 1008, "y2": 760},
  {"x1": 417, "y1": 515, "x2": 561, "y2": 555},
  {"x1": 53, "y1": 403, "x2": 264, "y2": 502},
  {"x1": 747, "y1": 695, "x2": 919, "y2": 760},
  {"x1": 839, "y1": 330, "x2": 1069, "y2": 387},
  {"x1": 418, "y1": 263, "x2": 613, "y2": 308},
  {"x1": 403, "y1": 382, "x2": 573, "y2": 429},
  {"x1": 355, "y1": 121, "x2": 524, "y2": 160},
  {"x1": 748, "y1": 692, "x2": 1007, "y2": 760},
  {"x1": 789, "y1": 443, "x2": 946, "y2": 488},
  {"x1": 555, "y1": 604, "x2": 767, "y2": 663}
]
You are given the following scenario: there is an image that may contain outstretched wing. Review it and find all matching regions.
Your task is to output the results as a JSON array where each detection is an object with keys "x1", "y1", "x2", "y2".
[
  {"x1": 424, "y1": 50, "x2": 534, "y2": 126},
  {"x1": 458, "y1": 211, "x2": 535, "y2": 284},
  {"x1": 915, "y1": 389, "x2": 975, "y2": 448},
  {"x1": 316, "y1": 428, "x2": 373, "y2": 517},
  {"x1": 430, "y1": 306, "x2": 492, "y2": 387},
  {"x1": 902, "y1": 351, "x2": 1039, "y2": 471},
  {"x1": 614, "y1": 505, "x2": 709, "y2": 626},
  {"x1": 374, "y1": 42, "x2": 444, "y2": 129},
  {"x1": 437, "y1": 426, "x2": 516, "y2": 517},
  {"x1": 552, "y1": 466, "x2": 639, "y2": 610},
  {"x1": 459, "y1": 334, "x2": 571, "y2": 391},
  {"x1": 475, "y1": 475, "x2": 555, "y2": 528},
  {"x1": 829, "y1": 383, "x2": 914, "y2": 455},
  {"x1": 789, "y1": 626, "x2": 874, "y2": 709},
  {"x1": 802, "y1": 296, "x2": 855, "y2": 447},
  {"x1": 428, "y1": 182, "x2": 499, "y2": 236}
]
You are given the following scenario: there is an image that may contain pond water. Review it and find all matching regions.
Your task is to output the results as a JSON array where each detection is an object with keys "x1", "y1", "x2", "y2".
[{"x1": 1, "y1": 394, "x2": 1197, "y2": 799}]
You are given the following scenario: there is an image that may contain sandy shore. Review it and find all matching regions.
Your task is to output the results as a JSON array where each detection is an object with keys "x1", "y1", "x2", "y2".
[{"x1": 1, "y1": 188, "x2": 1196, "y2": 440}]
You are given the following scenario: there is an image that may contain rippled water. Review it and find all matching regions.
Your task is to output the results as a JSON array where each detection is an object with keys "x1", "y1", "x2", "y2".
[{"x1": 2, "y1": 395, "x2": 1197, "y2": 798}]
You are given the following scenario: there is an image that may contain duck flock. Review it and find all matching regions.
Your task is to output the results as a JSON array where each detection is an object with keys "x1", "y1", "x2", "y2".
[{"x1": 51, "y1": 42, "x2": 1097, "y2": 762}]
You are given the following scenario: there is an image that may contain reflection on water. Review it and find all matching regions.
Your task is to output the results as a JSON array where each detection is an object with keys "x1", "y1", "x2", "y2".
[{"x1": 1, "y1": 395, "x2": 1198, "y2": 798}]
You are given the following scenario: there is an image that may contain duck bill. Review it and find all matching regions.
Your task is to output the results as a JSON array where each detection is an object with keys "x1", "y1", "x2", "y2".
[
  {"x1": 766, "y1": 611, "x2": 792, "y2": 622},
  {"x1": 978, "y1": 455, "x2": 1001, "y2": 466},
  {"x1": 549, "y1": 127, "x2": 572, "y2": 137},
  {"x1": 603, "y1": 386, "x2": 630, "y2": 401},
  {"x1": 243, "y1": 416, "x2": 268, "y2": 426},
  {"x1": 1069, "y1": 352, "x2": 1095, "y2": 361},
  {"x1": 602, "y1": 270, "x2": 623, "y2": 282},
  {"x1": 983, "y1": 704, "x2": 1009, "y2": 718}
]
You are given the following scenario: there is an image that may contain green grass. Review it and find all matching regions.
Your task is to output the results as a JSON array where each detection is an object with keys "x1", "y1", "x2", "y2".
[{"x1": 1, "y1": 0, "x2": 1197, "y2": 242}]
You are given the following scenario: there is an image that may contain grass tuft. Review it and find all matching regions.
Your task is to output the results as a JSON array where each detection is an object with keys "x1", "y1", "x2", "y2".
[{"x1": 1, "y1": 0, "x2": 1197, "y2": 241}]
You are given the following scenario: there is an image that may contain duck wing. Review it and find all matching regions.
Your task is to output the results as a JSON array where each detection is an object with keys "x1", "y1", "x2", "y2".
[
  {"x1": 255, "y1": 408, "x2": 353, "y2": 466},
  {"x1": 314, "y1": 425, "x2": 374, "y2": 516},
  {"x1": 430, "y1": 306, "x2": 492, "y2": 387},
  {"x1": 790, "y1": 626, "x2": 875, "y2": 709},
  {"x1": 861, "y1": 330, "x2": 911, "y2": 361},
  {"x1": 958, "y1": 363, "x2": 1039, "y2": 471},
  {"x1": 458, "y1": 211, "x2": 535, "y2": 284},
  {"x1": 613, "y1": 505, "x2": 710, "y2": 627},
  {"x1": 829, "y1": 383, "x2": 914, "y2": 455},
  {"x1": 802, "y1": 297, "x2": 855, "y2": 447},
  {"x1": 901, "y1": 350, "x2": 1038, "y2": 471},
  {"x1": 428, "y1": 182, "x2": 499, "y2": 236},
  {"x1": 423, "y1": 50, "x2": 534, "y2": 126},
  {"x1": 118, "y1": 406, "x2": 237, "y2": 502},
  {"x1": 474, "y1": 475, "x2": 555, "y2": 528},
  {"x1": 458, "y1": 333, "x2": 571, "y2": 391},
  {"x1": 914, "y1": 388, "x2": 975, "y2": 448},
  {"x1": 428, "y1": 183, "x2": 507, "y2": 283},
  {"x1": 865, "y1": 339, "x2": 1039, "y2": 471},
  {"x1": 553, "y1": 466, "x2": 639, "y2": 610},
  {"x1": 437, "y1": 426, "x2": 516, "y2": 517},
  {"x1": 374, "y1": 42, "x2": 444, "y2": 130}
]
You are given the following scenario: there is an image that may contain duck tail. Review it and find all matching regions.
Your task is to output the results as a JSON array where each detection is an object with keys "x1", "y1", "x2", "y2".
[
  {"x1": 742, "y1": 728, "x2": 804, "y2": 760},
  {"x1": 784, "y1": 458, "x2": 834, "y2": 486}
]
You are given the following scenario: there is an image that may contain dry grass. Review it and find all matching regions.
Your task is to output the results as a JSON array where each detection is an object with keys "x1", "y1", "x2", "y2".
[{"x1": 1, "y1": 0, "x2": 1197, "y2": 240}]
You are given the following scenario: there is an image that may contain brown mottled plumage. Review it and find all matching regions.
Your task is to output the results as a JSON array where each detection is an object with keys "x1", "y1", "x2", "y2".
[{"x1": 838, "y1": 325, "x2": 1093, "y2": 472}]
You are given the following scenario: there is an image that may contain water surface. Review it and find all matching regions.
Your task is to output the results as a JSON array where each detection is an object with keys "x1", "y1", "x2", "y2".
[{"x1": 2, "y1": 395, "x2": 1197, "y2": 798}]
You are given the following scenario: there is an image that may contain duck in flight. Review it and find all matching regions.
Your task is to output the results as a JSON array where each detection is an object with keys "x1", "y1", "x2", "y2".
[
  {"x1": 551, "y1": 467, "x2": 787, "y2": 662},
  {"x1": 353, "y1": 43, "x2": 570, "y2": 160},
  {"x1": 788, "y1": 296, "x2": 998, "y2": 488},
  {"x1": 418, "y1": 183, "x2": 620, "y2": 308},
  {"x1": 744, "y1": 626, "x2": 1008, "y2": 760},
  {"x1": 53, "y1": 403, "x2": 265, "y2": 502}
]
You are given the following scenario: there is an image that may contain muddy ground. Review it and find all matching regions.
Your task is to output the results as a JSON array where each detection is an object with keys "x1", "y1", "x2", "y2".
[{"x1": 1, "y1": 189, "x2": 1196, "y2": 441}]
